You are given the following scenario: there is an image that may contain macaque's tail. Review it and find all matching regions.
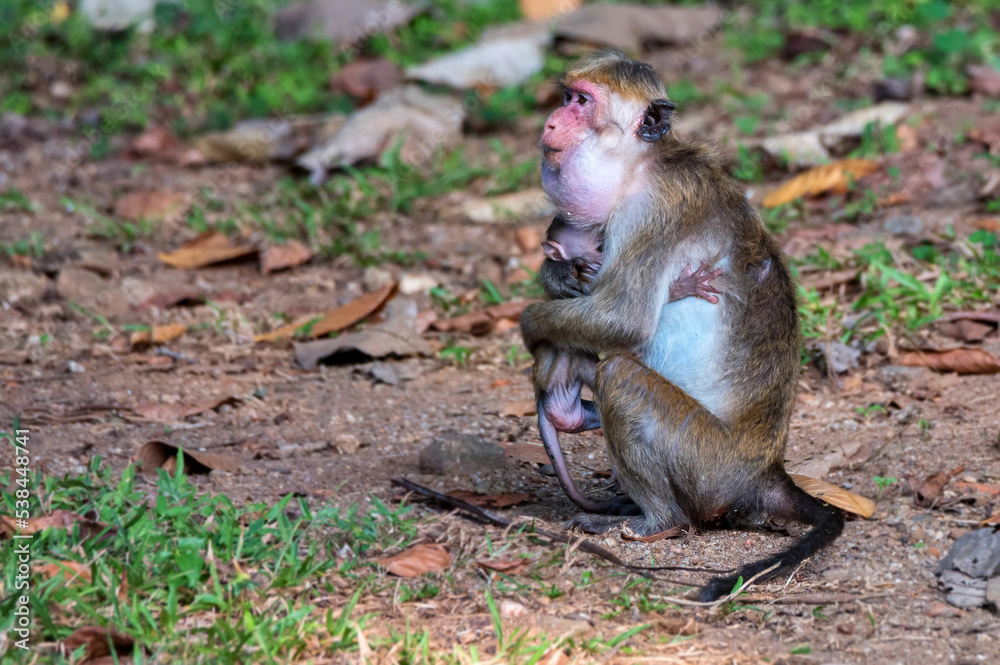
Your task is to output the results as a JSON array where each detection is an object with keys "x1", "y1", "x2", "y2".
[
  {"x1": 537, "y1": 398, "x2": 620, "y2": 514},
  {"x1": 696, "y1": 472, "x2": 845, "y2": 602}
]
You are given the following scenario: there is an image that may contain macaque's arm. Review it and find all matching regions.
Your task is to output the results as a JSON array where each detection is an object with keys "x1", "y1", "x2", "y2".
[{"x1": 521, "y1": 233, "x2": 669, "y2": 354}]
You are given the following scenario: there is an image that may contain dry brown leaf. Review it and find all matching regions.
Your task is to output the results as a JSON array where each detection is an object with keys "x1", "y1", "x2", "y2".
[
  {"x1": 898, "y1": 347, "x2": 1000, "y2": 374},
  {"x1": 790, "y1": 474, "x2": 875, "y2": 518},
  {"x1": 432, "y1": 300, "x2": 534, "y2": 335},
  {"x1": 955, "y1": 482, "x2": 1000, "y2": 496},
  {"x1": 36, "y1": 560, "x2": 92, "y2": 583},
  {"x1": 447, "y1": 490, "x2": 529, "y2": 508},
  {"x1": 260, "y1": 240, "x2": 314, "y2": 274},
  {"x1": 501, "y1": 442, "x2": 551, "y2": 465},
  {"x1": 129, "y1": 125, "x2": 182, "y2": 159},
  {"x1": 136, "y1": 440, "x2": 242, "y2": 478},
  {"x1": 621, "y1": 524, "x2": 684, "y2": 542},
  {"x1": 255, "y1": 283, "x2": 395, "y2": 342},
  {"x1": 0, "y1": 510, "x2": 110, "y2": 540},
  {"x1": 909, "y1": 466, "x2": 964, "y2": 507},
  {"x1": 763, "y1": 159, "x2": 881, "y2": 208},
  {"x1": 475, "y1": 558, "x2": 531, "y2": 575},
  {"x1": 376, "y1": 543, "x2": 450, "y2": 577},
  {"x1": 158, "y1": 231, "x2": 257, "y2": 270},
  {"x1": 330, "y1": 58, "x2": 401, "y2": 101},
  {"x1": 114, "y1": 191, "x2": 187, "y2": 222},
  {"x1": 940, "y1": 319, "x2": 994, "y2": 343},
  {"x1": 63, "y1": 626, "x2": 135, "y2": 663},
  {"x1": 500, "y1": 400, "x2": 537, "y2": 417},
  {"x1": 520, "y1": 0, "x2": 579, "y2": 20},
  {"x1": 968, "y1": 65, "x2": 1000, "y2": 97},
  {"x1": 129, "y1": 323, "x2": 187, "y2": 346},
  {"x1": 973, "y1": 218, "x2": 1000, "y2": 233},
  {"x1": 131, "y1": 394, "x2": 241, "y2": 423},
  {"x1": 515, "y1": 227, "x2": 541, "y2": 253}
]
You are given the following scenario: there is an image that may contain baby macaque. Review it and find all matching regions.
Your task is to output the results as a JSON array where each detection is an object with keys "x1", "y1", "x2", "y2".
[{"x1": 533, "y1": 216, "x2": 720, "y2": 514}]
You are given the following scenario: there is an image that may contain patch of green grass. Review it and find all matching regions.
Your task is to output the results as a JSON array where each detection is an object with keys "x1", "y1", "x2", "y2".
[
  {"x1": 730, "y1": 0, "x2": 998, "y2": 94},
  {"x1": 0, "y1": 186, "x2": 35, "y2": 212},
  {"x1": 0, "y1": 450, "x2": 420, "y2": 663},
  {"x1": 1, "y1": 231, "x2": 45, "y2": 259},
  {"x1": 796, "y1": 230, "x2": 1000, "y2": 351}
]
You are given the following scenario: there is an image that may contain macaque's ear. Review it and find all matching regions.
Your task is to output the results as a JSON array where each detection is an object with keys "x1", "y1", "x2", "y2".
[
  {"x1": 542, "y1": 240, "x2": 569, "y2": 261},
  {"x1": 637, "y1": 98, "x2": 676, "y2": 142}
]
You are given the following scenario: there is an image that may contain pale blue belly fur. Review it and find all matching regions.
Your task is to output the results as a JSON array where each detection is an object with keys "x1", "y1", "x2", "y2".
[{"x1": 644, "y1": 294, "x2": 729, "y2": 418}]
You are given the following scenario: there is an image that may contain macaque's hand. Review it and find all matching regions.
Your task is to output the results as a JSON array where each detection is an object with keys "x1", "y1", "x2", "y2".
[
  {"x1": 669, "y1": 262, "x2": 722, "y2": 304},
  {"x1": 539, "y1": 258, "x2": 586, "y2": 300}
]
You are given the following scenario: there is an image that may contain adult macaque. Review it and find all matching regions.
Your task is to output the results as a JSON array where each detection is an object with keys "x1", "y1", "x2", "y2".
[
  {"x1": 534, "y1": 216, "x2": 721, "y2": 515},
  {"x1": 520, "y1": 52, "x2": 845, "y2": 601}
]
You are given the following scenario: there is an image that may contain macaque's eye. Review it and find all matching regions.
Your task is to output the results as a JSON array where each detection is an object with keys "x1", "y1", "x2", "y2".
[
  {"x1": 563, "y1": 90, "x2": 572, "y2": 105},
  {"x1": 577, "y1": 93, "x2": 589, "y2": 106}
]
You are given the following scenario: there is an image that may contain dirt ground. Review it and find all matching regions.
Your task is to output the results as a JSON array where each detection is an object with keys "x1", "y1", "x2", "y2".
[{"x1": 3, "y1": 49, "x2": 1000, "y2": 664}]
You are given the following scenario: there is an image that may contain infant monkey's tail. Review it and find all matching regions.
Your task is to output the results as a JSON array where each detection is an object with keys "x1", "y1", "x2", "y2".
[{"x1": 696, "y1": 471, "x2": 846, "y2": 602}]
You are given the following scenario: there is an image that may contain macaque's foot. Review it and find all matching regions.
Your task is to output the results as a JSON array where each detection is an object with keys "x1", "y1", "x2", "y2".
[
  {"x1": 566, "y1": 513, "x2": 630, "y2": 534},
  {"x1": 695, "y1": 573, "x2": 741, "y2": 602},
  {"x1": 602, "y1": 495, "x2": 641, "y2": 516},
  {"x1": 669, "y1": 262, "x2": 722, "y2": 304}
]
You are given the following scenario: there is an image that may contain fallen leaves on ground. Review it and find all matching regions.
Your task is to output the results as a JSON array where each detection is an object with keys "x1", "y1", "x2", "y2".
[
  {"x1": 475, "y1": 557, "x2": 531, "y2": 575},
  {"x1": 763, "y1": 159, "x2": 881, "y2": 208},
  {"x1": 910, "y1": 466, "x2": 964, "y2": 507},
  {"x1": 114, "y1": 191, "x2": 188, "y2": 222},
  {"x1": 447, "y1": 490, "x2": 529, "y2": 508},
  {"x1": 62, "y1": 626, "x2": 135, "y2": 665},
  {"x1": 407, "y1": 22, "x2": 550, "y2": 89},
  {"x1": 786, "y1": 439, "x2": 870, "y2": 479},
  {"x1": 35, "y1": 560, "x2": 92, "y2": 583},
  {"x1": 500, "y1": 400, "x2": 537, "y2": 417},
  {"x1": 260, "y1": 240, "x2": 314, "y2": 274},
  {"x1": 0, "y1": 509, "x2": 110, "y2": 540},
  {"x1": 330, "y1": 58, "x2": 401, "y2": 101},
  {"x1": 621, "y1": 524, "x2": 684, "y2": 542},
  {"x1": 294, "y1": 297, "x2": 432, "y2": 368},
  {"x1": 256, "y1": 283, "x2": 394, "y2": 342},
  {"x1": 130, "y1": 394, "x2": 242, "y2": 423},
  {"x1": 457, "y1": 188, "x2": 555, "y2": 224},
  {"x1": 554, "y1": 3, "x2": 723, "y2": 52},
  {"x1": 432, "y1": 300, "x2": 534, "y2": 335},
  {"x1": 520, "y1": 0, "x2": 578, "y2": 20},
  {"x1": 898, "y1": 347, "x2": 1000, "y2": 374},
  {"x1": 193, "y1": 118, "x2": 304, "y2": 163},
  {"x1": 298, "y1": 86, "x2": 464, "y2": 180},
  {"x1": 376, "y1": 543, "x2": 450, "y2": 577},
  {"x1": 158, "y1": 231, "x2": 257, "y2": 270},
  {"x1": 274, "y1": 0, "x2": 422, "y2": 42},
  {"x1": 129, "y1": 323, "x2": 187, "y2": 346},
  {"x1": 501, "y1": 442, "x2": 551, "y2": 465},
  {"x1": 789, "y1": 474, "x2": 875, "y2": 518},
  {"x1": 136, "y1": 440, "x2": 242, "y2": 478},
  {"x1": 954, "y1": 482, "x2": 1000, "y2": 496}
]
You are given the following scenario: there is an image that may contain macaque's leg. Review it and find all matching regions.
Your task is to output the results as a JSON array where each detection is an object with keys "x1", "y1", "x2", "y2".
[
  {"x1": 668, "y1": 262, "x2": 722, "y2": 304},
  {"x1": 571, "y1": 354, "x2": 730, "y2": 536}
]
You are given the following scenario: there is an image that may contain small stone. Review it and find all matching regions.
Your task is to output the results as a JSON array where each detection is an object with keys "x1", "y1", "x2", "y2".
[
  {"x1": 363, "y1": 267, "x2": 392, "y2": 292},
  {"x1": 819, "y1": 340, "x2": 860, "y2": 374},
  {"x1": 67, "y1": 360, "x2": 85, "y2": 373},
  {"x1": 334, "y1": 434, "x2": 360, "y2": 454},
  {"x1": 0, "y1": 270, "x2": 49, "y2": 305},
  {"x1": 883, "y1": 214, "x2": 923, "y2": 235},
  {"x1": 418, "y1": 432, "x2": 505, "y2": 475},
  {"x1": 398, "y1": 272, "x2": 438, "y2": 295},
  {"x1": 57, "y1": 267, "x2": 130, "y2": 318},
  {"x1": 537, "y1": 463, "x2": 556, "y2": 477}
]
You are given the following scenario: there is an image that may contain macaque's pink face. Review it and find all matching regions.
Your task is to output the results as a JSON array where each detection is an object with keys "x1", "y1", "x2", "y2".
[{"x1": 540, "y1": 81, "x2": 647, "y2": 225}]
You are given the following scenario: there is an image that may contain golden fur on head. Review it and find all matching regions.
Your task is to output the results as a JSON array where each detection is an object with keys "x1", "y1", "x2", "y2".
[{"x1": 562, "y1": 51, "x2": 667, "y2": 103}]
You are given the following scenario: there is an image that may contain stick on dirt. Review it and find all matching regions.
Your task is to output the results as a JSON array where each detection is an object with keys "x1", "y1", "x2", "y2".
[{"x1": 391, "y1": 477, "x2": 730, "y2": 577}]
